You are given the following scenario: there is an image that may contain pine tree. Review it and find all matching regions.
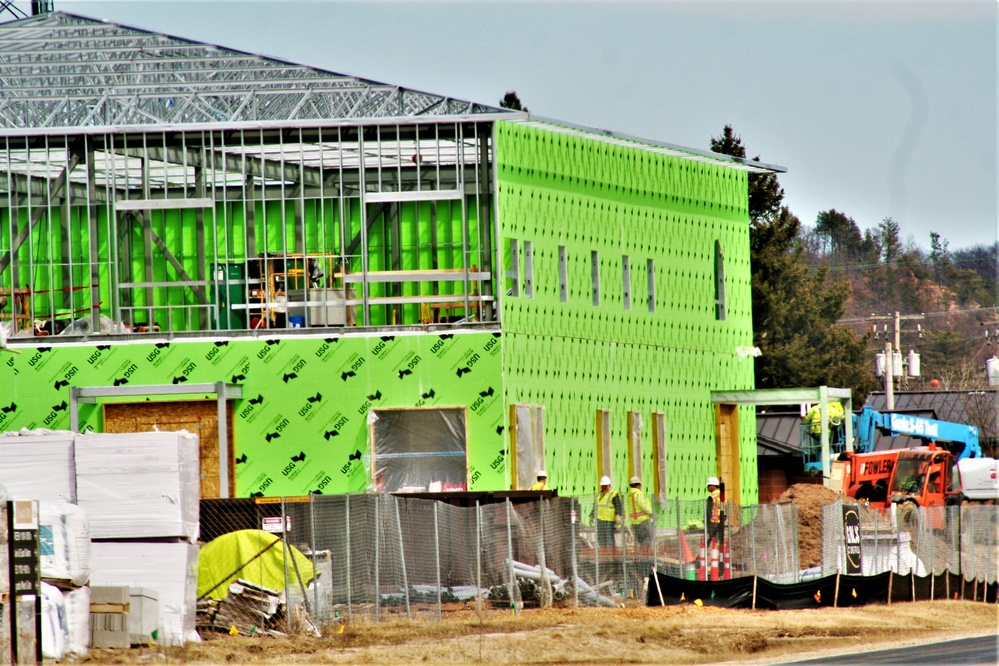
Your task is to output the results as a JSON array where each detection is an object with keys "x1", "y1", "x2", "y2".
[
  {"x1": 499, "y1": 91, "x2": 528, "y2": 112},
  {"x1": 711, "y1": 126, "x2": 875, "y2": 399}
]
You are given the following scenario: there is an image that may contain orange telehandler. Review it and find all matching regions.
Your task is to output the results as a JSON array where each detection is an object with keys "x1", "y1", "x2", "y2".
[{"x1": 827, "y1": 407, "x2": 995, "y2": 509}]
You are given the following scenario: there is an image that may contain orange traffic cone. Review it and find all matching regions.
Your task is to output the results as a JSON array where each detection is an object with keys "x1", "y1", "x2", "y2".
[
  {"x1": 680, "y1": 531, "x2": 697, "y2": 580},
  {"x1": 697, "y1": 536, "x2": 707, "y2": 581},
  {"x1": 723, "y1": 542, "x2": 731, "y2": 580},
  {"x1": 709, "y1": 545, "x2": 720, "y2": 581}
]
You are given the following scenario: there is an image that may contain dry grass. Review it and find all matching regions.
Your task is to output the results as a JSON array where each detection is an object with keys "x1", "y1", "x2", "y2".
[{"x1": 75, "y1": 601, "x2": 998, "y2": 665}]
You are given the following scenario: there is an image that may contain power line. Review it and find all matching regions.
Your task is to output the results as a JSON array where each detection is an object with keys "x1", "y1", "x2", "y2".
[{"x1": 839, "y1": 306, "x2": 998, "y2": 325}]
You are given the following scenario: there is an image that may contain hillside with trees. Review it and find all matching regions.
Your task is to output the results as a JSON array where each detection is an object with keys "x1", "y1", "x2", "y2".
[{"x1": 801, "y1": 211, "x2": 997, "y2": 392}]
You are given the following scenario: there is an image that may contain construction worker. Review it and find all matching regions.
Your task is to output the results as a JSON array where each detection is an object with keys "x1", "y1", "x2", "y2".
[
  {"x1": 626, "y1": 476, "x2": 653, "y2": 545},
  {"x1": 705, "y1": 477, "x2": 726, "y2": 547},
  {"x1": 804, "y1": 401, "x2": 845, "y2": 438},
  {"x1": 529, "y1": 470, "x2": 550, "y2": 491},
  {"x1": 593, "y1": 476, "x2": 623, "y2": 547}
]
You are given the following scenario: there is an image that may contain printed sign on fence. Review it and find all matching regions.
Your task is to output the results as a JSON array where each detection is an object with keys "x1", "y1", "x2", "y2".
[
  {"x1": 843, "y1": 505, "x2": 862, "y2": 574},
  {"x1": 261, "y1": 516, "x2": 291, "y2": 533}
]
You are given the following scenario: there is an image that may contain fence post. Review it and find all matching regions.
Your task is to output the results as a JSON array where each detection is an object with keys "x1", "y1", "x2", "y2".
[
  {"x1": 538, "y1": 499, "x2": 550, "y2": 608},
  {"x1": 675, "y1": 500, "x2": 682, "y2": 578},
  {"x1": 375, "y1": 492, "x2": 380, "y2": 623},
  {"x1": 345, "y1": 494, "x2": 352, "y2": 621},
  {"x1": 872, "y1": 508, "x2": 878, "y2": 575},
  {"x1": 772, "y1": 505, "x2": 780, "y2": 581},
  {"x1": 652, "y1": 499, "x2": 658, "y2": 575},
  {"x1": 475, "y1": 500, "x2": 482, "y2": 617},
  {"x1": 506, "y1": 498, "x2": 517, "y2": 614},
  {"x1": 891, "y1": 504, "x2": 912, "y2": 575},
  {"x1": 282, "y1": 497, "x2": 290, "y2": 614},
  {"x1": 750, "y1": 506, "x2": 756, "y2": 577},
  {"x1": 621, "y1": 499, "x2": 628, "y2": 600},
  {"x1": 792, "y1": 503, "x2": 800, "y2": 581},
  {"x1": 309, "y1": 494, "x2": 318, "y2": 622},
  {"x1": 594, "y1": 491, "x2": 600, "y2": 596},
  {"x1": 969, "y1": 506, "x2": 976, "y2": 582},
  {"x1": 433, "y1": 500, "x2": 441, "y2": 622},
  {"x1": 475, "y1": 500, "x2": 482, "y2": 615},
  {"x1": 571, "y1": 497, "x2": 578, "y2": 608},
  {"x1": 395, "y1": 497, "x2": 411, "y2": 620}
]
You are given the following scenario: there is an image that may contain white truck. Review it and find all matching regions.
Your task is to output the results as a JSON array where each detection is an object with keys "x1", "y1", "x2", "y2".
[{"x1": 956, "y1": 458, "x2": 999, "y2": 502}]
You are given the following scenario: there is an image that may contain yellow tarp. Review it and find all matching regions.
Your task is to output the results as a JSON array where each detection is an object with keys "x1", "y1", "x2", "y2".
[{"x1": 198, "y1": 529, "x2": 315, "y2": 601}]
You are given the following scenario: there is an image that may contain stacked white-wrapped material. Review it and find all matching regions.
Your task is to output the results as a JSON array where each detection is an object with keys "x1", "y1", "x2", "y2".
[
  {"x1": 39, "y1": 502, "x2": 91, "y2": 586},
  {"x1": 90, "y1": 541, "x2": 200, "y2": 646},
  {"x1": 64, "y1": 586, "x2": 92, "y2": 656},
  {"x1": 41, "y1": 582, "x2": 68, "y2": 660},
  {"x1": 0, "y1": 430, "x2": 76, "y2": 502},
  {"x1": 75, "y1": 431, "x2": 200, "y2": 541},
  {"x1": 41, "y1": 582, "x2": 88, "y2": 659}
]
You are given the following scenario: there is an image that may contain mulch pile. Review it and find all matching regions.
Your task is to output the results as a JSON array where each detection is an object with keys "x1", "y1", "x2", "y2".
[{"x1": 777, "y1": 483, "x2": 842, "y2": 569}]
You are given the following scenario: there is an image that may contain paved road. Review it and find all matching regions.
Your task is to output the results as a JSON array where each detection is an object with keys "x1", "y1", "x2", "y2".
[{"x1": 781, "y1": 634, "x2": 998, "y2": 665}]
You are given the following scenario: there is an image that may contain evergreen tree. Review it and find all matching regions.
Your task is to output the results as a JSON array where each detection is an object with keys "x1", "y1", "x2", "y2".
[
  {"x1": 815, "y1": 209, "x2": 863, "y2": 260},
  {"x1": 711, "y1": 124, "x2": 784, "y2": 222},
  {"x1": 711, "y1": 126, "x2": 874, "y2": 400},
  {"x1": 499, "y1": 91, "x2": 528, "y2": 112}
]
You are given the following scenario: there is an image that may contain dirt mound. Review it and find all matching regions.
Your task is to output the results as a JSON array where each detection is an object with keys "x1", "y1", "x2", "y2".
[{"x1": 777, "y1": 483, "x2": 842, "y2": 568}]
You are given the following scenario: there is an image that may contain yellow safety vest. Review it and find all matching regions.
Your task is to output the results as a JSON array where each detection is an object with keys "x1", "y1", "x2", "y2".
[
  {"x1": 708, "y1": 490, "x2": 723, "y2": 524},
  {"x1": 596, "y1": 490, "x2": 619, "y2": 521},
  {"x1": 627, "y1": 488, "x2": 651, "y2": 525},
  {"x1": 529, "y1": 481, "x2": 549, "y2": 491}
]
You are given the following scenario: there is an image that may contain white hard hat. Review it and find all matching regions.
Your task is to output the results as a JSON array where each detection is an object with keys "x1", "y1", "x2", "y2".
[
  {"x1": 629, "y1": 476, "x2": 641, "y2": 486},
  {"x1": 707, "y1": 476, "x2": 720, "y2": 487},
  {"x1": 537, "y1": 470, "x2": 548, "y2": 478},
  {"x1": 599, "y1": 476, "x2": 611, "y2": 486}
]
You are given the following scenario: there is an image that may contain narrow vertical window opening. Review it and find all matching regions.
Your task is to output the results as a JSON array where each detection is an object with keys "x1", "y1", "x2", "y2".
[
  {"x1": 714, "y1": 240, "x2": 726, "y2": 320},
  {"x1": 591, "y1": 250, "x2": 600, "y2": 306},
  {"x1": 647, "y1": 258, "x2": 656, "y2": 313},
  {"x1": 524, "y1": 241, "x2": 534, "y2": 299},
  {"x1": 506, "y1": 238, "x2": 519, "y2": 297},
  {"x1": 622, "y1": 255, "x2": 631, "y2": 310},
  {"x1": 558, "y1": 245, "x2": 567, "y2": 303}
]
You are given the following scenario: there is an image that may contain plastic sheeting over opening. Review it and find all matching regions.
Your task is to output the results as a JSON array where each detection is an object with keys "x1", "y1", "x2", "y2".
[
  {"x1": 369, "y1": 408, "x2": 468, "y2": 493},
  {"x1": 514, "y1": 404, "x2": 545, "y2": 490}
]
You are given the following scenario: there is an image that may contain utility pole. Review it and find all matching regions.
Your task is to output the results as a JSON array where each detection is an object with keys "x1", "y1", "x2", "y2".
[{"x1": 871, "y1": 311, "x2": 925, "y2": 410}]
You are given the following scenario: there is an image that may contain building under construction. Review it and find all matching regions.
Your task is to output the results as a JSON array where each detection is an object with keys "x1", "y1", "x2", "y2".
[{"x1": 0, "y1": 12, "x2": 782, "y2": 502}]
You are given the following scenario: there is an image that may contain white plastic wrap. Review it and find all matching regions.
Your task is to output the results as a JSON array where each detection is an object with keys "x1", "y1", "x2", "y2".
[
  {"x1": 39, "y1": 502, "x2": 91, "y2": 586},
  {"x1": 64, "y1": 585, "x2": 91, "y2": 655},
  {"x1": 90, "y1": 541, "x2": 200, "y2": 646},
  {"x1": 369, "y1": 409, "x2": 468, "y2": 493},
  {"x1": 0, "y1": 430, "x2": 77, "y2": 502},
  {"x1": 75, "y1": 431, "x2": 200, "y2": 541},
  {"x1": 41, "y1": 582, "x2": 68, "y2": 660}
]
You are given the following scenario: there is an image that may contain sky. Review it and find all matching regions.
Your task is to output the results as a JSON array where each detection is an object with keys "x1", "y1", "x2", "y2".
[{"x1": 11, "y1": 0, "x2": 997, "y2": 251}]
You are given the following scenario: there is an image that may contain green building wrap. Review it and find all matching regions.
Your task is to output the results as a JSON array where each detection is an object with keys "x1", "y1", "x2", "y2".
[
  {"x1": 493, "y1": 121, "x2": 759, "y2": 503},
  {"x1": 0, "y1": 331, "x2": 506, "y2": 497},
  {"x1": 0, "y1": 197, "x2": 476, "y2": 332}
]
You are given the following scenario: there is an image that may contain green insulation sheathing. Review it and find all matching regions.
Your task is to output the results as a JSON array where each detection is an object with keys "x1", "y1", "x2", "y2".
[
  {"x1": 494, "y1": 121, "x2": 758, "y2": 503},
  {"x1": 0, "y1": 331, "x2": 505, "y2": 497}
]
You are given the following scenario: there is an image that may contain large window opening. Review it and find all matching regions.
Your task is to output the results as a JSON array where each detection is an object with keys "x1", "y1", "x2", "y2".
[{"x1": 369, "y1": 408, "x2": 468, "y2": 493}]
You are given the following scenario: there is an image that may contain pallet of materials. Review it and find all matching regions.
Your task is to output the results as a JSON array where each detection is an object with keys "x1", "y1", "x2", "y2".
[
  {"x1": 76, "y1": 431, "x2": 200, "y2": 541},
  {"x1": 90, "y1": 586, "x2": 130, "y2": 649},
  {"x1": 197, "y1": 579, "x2": 284, "y2": 637},
  {"x1": 0, "y1": 430, "x2": 77, "y2": 503}
]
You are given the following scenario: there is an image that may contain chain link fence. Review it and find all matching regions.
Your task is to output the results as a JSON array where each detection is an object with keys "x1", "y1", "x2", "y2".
[
  {"x1": 198, "y1": 493, "x2": 801, "y2": 624},
  {"x1": 1, "y1": 492, "x2": 993, "y2": 652},
  {"x1": 821, "y1": 500, "x2": 999, "y2": 584}
]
